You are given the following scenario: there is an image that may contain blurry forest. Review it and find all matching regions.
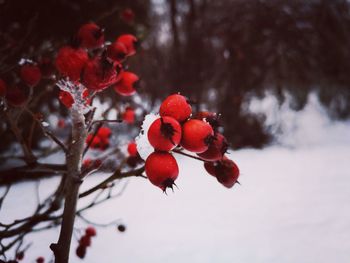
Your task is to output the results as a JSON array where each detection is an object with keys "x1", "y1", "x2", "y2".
[{"x1": 1, "y1": 0, "x2": 350, "y2": 151}]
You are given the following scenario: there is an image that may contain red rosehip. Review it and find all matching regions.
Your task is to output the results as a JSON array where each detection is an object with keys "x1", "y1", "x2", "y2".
[
  {"x1": 77, "y1": 23, "x2": 104, "y2": 49},
  {"x1": 197, "y1": 133, "x2": 228, "y2": 161},
  {"x1": 36, "y1": 257, "x2": 45, "y2": 263},
  {"x1": 59, "y1": 90, "x2": 74, "y2": 108},
  {"x1": 16, "y1": 251, "x2": 24, "y2": 260},
  {"x1": 83, "y1": 158, "x2": 92, "y2": 169},
  {"x1": 97, "y1": 126, "x2": 112, "y2": 138},
  {"x1": 204, "y1": 156, "x2": 240, "y2": 188},
  {"x1": 145, "y1": 152, "x2": 179, "y2": 191},
  {"x1": 76, "y1": 245, "x2": 86, "y2": 259},
  {"x1": 122, "y1": 106, "x2": 135, "y2": 124},
  {"x1": 113, "y1": 71, "x2": 139, "y2": 96},
  {"x1": 120, "y1": 8, "x2": 135, "y2": 23},
  {"x1": 160, "y1": 94, "x2": 192, "y2": 122},
  {"x1": 82, "y1": 56, "x2": 119, "y2": 91},
  {"x1": 194, "y1": 111, "x2": 221, "y2": 131},
  {"x1": 107, "y1": 41, "x2": 127, "y2": 62},
  {"x1": 127, "y1": 141, "x2": 138, "y2": 157},
  {"x1": 85, "y1": 226, "x2": 97, "y2": 237},
  {"x1": 55, "y1": 46, "x2": 88, "y2": 81},
  {"x1": 79, "y1": 235, "x2": 92, "y2": 247},
  {"x1": 57, "y1": 119, "x2": 66, "y2": 128},
  {"x1": 6, "y1": 86, "x2": 27, "y2": 106},
  {"x1": 20, "y1": 64, "x2": 41, "y2": 87},
  {"x1": 116, "y1": 34, "x2": 137, "y2": 57},
  {"x1": 0, "y1": 78, "x2": 7, "y2": 97},
  {"x1": 148, "y1": 117, "x2": 182, "y2": 151},
  {"x1": 181, "y1": 119, "x2": 214, "y2": 153},
  {"x1": 86, "y1": 134, "x2": 102, "y2": 149}
]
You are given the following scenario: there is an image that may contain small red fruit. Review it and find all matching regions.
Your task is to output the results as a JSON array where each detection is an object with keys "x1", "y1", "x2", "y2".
[
  {"x1": 160, "y1": 94, "x2": 192, "y2": 122},
  {"x1": 86, "y1": 133, "x2": 102, "y2": 149},
  {"x1": 127, "y1": 141, "x2": 138, "y2": 157},
  {"x1": 82, "y1": 56, "x2": 119, "y2": 91},
  {"x1": 85, "y1": 226, "x2": 97, "y2": 237},
  {"x1": 98, "y1": 126, "x2": 112, "y2": 138},
  {"x1": 107, "y1": 41, "x2": 127, "y2": 62},
  {"x1": 194, "y1": 111, "x2": 221, "y2": 131},
  {"x1": 113, "y1": 71, "x2": 139, "y2": 96},
  {"x1": 76, "y1": 245, "x2": 86, "y2": 259},
  {"x1": 79, "y1": 235, "x2": 91, "y2": 247},
  {"x1": 145, "y1": 152, "x2": 179, "y2": 191},
  {"x1": 57, "y1": 119, "x2": 66, "y2": 128},
  {"x1": 122, "y1": 106, "x2": 135, "y2": 124},
  {"x1": 39, "y1": 57, "x2": 55, "y2": 78},
  {"x1": 181, "y1": 119, "x2": 214, "y2": 153},
  {"x1": 36, "y1": 257, "x2": 45, "y2": 263},
  {"x1": 120, "y1": 8, "x2": 135, "y2": 23},
  {"x1": 204, "y1": 156, "x2": 240, "y2": 188},
  {"x1": 16, "y1": 251, "x2": 24, "y2": 260},
  {"x1": 55, "y1": 46, "x2": 88, "y2": 81},
  {"x1": 197, "y1": 133, "x2": 228, "y2": 161},
  {"x1": 117, "y1": 224, "x2": 126, "y2": 232},
  {"x1": 77, "y1": 23, "x2": 104, "y2": 49},
  {"x1": 0, "y1": 78, "x2": 7, "y2": 97},
  {"x1": 117, "y1": 34, "x2": 137, "y2": 57},
  {"x1": 147, "y1": 117, "x2": 182, "y2": 151},
  {"x1": 20, "y1": 64, "x2": 41, "y2": 87},
  {"x1": 59, "y1": 90, "x2": 74, "y2": 108}
]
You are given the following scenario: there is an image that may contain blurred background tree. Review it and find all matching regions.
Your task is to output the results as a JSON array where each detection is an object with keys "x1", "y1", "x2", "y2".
[{"x1": 1, "y1": 0, "x2": 350, "y2": 152}]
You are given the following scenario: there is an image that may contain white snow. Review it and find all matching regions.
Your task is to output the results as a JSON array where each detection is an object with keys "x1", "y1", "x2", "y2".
[{"x1": 1, "y1": 94, "x2": 350, "y2": 263}]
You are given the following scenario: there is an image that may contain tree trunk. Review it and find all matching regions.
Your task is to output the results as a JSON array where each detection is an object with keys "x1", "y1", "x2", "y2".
[{"x1": 51, "y1": 108, "x2": 87, "y2": 263}]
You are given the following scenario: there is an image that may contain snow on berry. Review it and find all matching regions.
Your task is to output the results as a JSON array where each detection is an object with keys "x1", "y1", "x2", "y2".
[
  {"x1": 135, "y1": 113, "x2": 158, "y2": 160},
  {"x1": 145, "y1": 151, "x2": 179, "y2": 192},
  {"x1": 77, "y1": 22, "x2": 104, "y2": 49},
  {"x1": 147, "y1": 116, "x2": 182, "y2": 151},
  {"x1": 20, "y1": 63, "x2": 41, "y2": 87},
  {"x1": 159, "y1": 94, "x2": 192, "y2": 122},
  {"x1": 181, "y1": 119, "x2": 214, "y2": 153}
]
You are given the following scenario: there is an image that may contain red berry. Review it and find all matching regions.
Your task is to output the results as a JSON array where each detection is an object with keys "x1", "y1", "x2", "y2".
[
  {"x1": 122, "y1": 106, "x2": 135, "y2": 124},
  {"x1": 36, "y1": 257, "x2": 45, "y2": 263},
  {"x1": 117, "y1": 224, "x2": 126, "y2": 232},
  {"x1": 55, "y1": 46, "x2": 88, "y2": 81},
  {"x1": 204, "y1": 156, "x2": 240, "y2": 188},
  {"x1": 20, "y1": 64, "x2": 41, "y2": 87},
  {"x1": 197, "y1": 133, "x2": 228, "y2": 161},
  {"x1": 83, "y1": 158, "x2": 92, "y2": 169},
  {"x1": 59, "y1": 90, "x2": 74, "y2": 108},
  {"x1": 77, "y1": 23, "x2": 104, "y2": 49},
  {"x1": 82, "y1": 56, "x2": 119, "y2": 91},
  {"x1": 97, "y1": 126, "x2": 112, "y2": 138},
  {"x1": 79, "y1": 235, "x2": 92, "y2": 247},
  {"x1": 76, "y1": 245, "x2": 86, "y2": 259},
  {"x1": 127, "y1": 141, "x2": 138, "y2": 157},
  {"x1": 120, "y1": 8, "x2": 135, "y2": 23},
  {"x1": 147, "y1": 117, "x2": 182, "y2": 151},
  {"x1": 194, "y1": 111, "x2": 221, "y2": 131},
  {"x1": 85, "y1": 226, "x2": 97, "y2": 237},
  {"x1": 145, "y1": 152, "x2": 179, "y2": 191},
  {"x1": 113, "y1": 71, "x2": 139, "y2": 96},
  {"x1": 16, "y1": 251, "x2": 24, "y2": 260},
  {"x1": 6, "y1": 85, "x2": 27, "y2": 106},
  {"x1": 181, "y1": 119, "x2": 214, "y2": 153},
  {"x1": 0, "y1": 78, "x2": 7, "y2": 97},
  {"x1": 116, "y1": 34, "x2": 137, "y2": 57},
  {"x1": 57, "y1": 119, "x2": 66, "y2": 128},
  {"x1": 107, "y1": 41, "x2": 127, "y2": 62},
  {"x1": 86, "y1": 134, "x2": 101, "y2": 149},
  {"x1": 159, "y1": 94, "x2": 192, "y2": 122}
]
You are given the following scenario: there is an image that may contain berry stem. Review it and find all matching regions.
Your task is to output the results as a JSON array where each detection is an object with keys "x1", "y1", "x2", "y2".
[{"x1": 172, "y1": 149, "x2": 205, "y2": 162}]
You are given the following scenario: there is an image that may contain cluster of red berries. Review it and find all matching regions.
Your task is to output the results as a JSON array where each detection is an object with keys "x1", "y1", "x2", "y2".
[
  {"x1": 76, "y1": 226, "x2": 97, "y2": 259},
  {"x1": 0, "y1": 61, "x2": 42, "y2": 107},
  {"x1": 55, "y1": 22, "x2": 139, "y2": 108},
  {"x1": 85, "y1": 126, "x2": 112, "y2": 150},
  {"x1": 145, "y1": 94, "x2": 240, "y2": 191}
]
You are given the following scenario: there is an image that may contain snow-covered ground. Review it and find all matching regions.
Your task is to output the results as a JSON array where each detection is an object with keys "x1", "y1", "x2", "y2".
[{"x1": 1, "y1": 94, "x2": 350, "y2": 263}]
